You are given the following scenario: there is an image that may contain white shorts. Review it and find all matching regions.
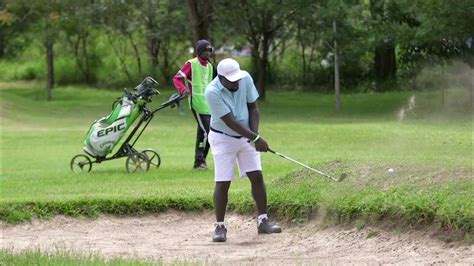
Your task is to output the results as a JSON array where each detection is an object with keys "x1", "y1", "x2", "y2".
[{"x1": 208, "y1": 130, "x2": 262, "y2": 182}]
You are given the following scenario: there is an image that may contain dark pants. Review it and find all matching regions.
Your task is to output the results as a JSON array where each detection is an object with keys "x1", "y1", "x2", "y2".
[{"x1": 191, "y1": 109, "x2": 210, "y2": 165}]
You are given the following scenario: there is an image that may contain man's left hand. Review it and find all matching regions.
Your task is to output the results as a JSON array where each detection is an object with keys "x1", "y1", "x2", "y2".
[{"x1": 254, "y1": 137, "x2": 269, "y2": 152}]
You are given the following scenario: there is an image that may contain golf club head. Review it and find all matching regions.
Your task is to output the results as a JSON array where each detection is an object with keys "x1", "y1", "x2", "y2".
[{"x1": 135, "y1": 77, "x2": 160, "y2": 101}]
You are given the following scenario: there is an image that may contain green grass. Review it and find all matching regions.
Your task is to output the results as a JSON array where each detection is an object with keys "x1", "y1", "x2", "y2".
[
  {"x1": 1, "y1": 82, "x2": 472, "y2": 238},
  {"x1": 0, "y1": 249, "x2": 156, "y2": 265}
]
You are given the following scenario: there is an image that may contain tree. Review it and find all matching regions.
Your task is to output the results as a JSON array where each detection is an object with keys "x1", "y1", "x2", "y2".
[
  {"x1": 100, "y1": 1, "x2": 146, "y2": 83},
  {"x1": 44, "y1": 12, "x2": 55, "y2": 98},
  {"x1": 2, "y1": 0, "x2": 65, "y2": 99},
  {"x1": 301, "y1": 0, "x2": 366, "y2": 109},
  {"x1": 369, "y1": 0, "x2": 397, "y2": 87},
  {"x1": 291, "y1": 2, "x2": 321, "y2": 86},
  {"x1": 42, "y1": 3, "x2": 63, "y2": 100},
  {"x1": 217, "y1": 0, "x2": 296, "y2": 100},
  {"x1": 139, "y1": 0, "x2": 188, "y2": 84},
  {"x1": 61, "y1": 1, "x2": 102, "y2": 84},
  {"x1": 333, "y1": 20, "x2": 341, "y2": 111},
  {"x1": 397, "y1": 0, "x2": 473, "y2": 66},
  {"x1": 0, "y1": 1, "x2": 32, "y2": 58},
  {"x1": 186, "y1": 0, "x2": 213, "y2": 43},
  {"x1": 397, "y1": 0, "x2": 474, "y2": 106}
]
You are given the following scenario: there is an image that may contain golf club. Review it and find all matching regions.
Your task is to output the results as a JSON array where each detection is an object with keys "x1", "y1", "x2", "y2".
[{"x1": 268, "y1": 148, "x2": 346, "y2": 182}]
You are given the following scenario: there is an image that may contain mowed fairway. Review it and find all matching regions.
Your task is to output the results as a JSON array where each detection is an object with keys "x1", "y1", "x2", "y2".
[{"x1": 1, "y1": 83, "x2": 472, "y2": 236}]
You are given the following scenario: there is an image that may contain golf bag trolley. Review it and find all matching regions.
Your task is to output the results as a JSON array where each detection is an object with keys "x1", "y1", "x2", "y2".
[{"x1": 70, "y1": 77, "x2": 186, "y2": 173}]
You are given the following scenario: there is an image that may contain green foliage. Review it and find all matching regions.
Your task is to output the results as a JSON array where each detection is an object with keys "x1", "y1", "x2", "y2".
[
  {"x1": 0, "y1": 60, "x2": 44, "y2": 81},
  {"x1": 1, "y1": 0, "x2": 472, "y2": 91},
  {"x1": 55, "y1": 56, "x2": 85, "y2": 84},
  {"x1": 396, "y1": 0, "x2": 474, "y2": 84}
]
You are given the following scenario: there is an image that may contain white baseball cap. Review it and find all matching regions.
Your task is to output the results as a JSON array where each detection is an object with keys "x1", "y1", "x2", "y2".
[{"x1": 217, "y1": 58, "x2": 246, "y2": 82}]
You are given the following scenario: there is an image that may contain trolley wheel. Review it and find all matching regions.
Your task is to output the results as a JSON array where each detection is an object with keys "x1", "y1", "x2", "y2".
[
  {"x1": 70, "y1": 154, "x2": 92, "y2": 173},
  {"x1": 125, "y1": 152, "x2": 150, "y2": 173},
  {"x1": 142, "y1": 148, "x2": 161, "y2": 168}
]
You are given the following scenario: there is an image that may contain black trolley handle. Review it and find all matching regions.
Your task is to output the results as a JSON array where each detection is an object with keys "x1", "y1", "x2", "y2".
[
  {"x1": 152, "y1": 93, "x2": 188, "y2": 115},
  {"x1": 129, "y1": 94, "x2": 188, "y2": 147}
]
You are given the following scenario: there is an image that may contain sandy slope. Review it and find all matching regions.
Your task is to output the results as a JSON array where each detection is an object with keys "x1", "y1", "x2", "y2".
[{"x1": 1, "y1": 211, "x2": 473, "y2": 265}]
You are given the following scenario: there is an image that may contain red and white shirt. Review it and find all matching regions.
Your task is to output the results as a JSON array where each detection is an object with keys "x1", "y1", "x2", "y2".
[{"x1": 172, "y1": 55, "x2": 209, "y2": 95}]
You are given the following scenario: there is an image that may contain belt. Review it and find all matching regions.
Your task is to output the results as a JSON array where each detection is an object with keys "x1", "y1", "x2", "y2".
[{"x1": 210, "y1": 127, "x2": 242, "y2": 139}]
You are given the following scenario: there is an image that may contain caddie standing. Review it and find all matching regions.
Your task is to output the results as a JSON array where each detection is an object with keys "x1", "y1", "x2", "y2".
[{"x1": 173, "y1": 39, "x2": 214, "y2": 169}]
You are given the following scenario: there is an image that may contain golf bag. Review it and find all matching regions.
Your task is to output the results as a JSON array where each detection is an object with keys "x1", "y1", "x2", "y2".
[{"x1": 83, "y1": 78, "x2": 159, "y2": 158}]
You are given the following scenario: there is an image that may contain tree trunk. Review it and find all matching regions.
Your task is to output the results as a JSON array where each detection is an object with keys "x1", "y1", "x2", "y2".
[
  {"x1": 127, "y1": 33, "x2": 142, "y2": 76},
  {"x1": 0, "y1": 28, "x2": 5, "y2": 58},
  {"x1": 46, "y1": 39, "x2": 54, "y2": 101},
  {"x1": 81, "y1": 34, "x2": 92, "y2": 83},
  {"x1": 258, "y1": 30, "x2": 272, "y2": 101},
  {"x1": 143, "y1": 11, "x2": 159, "y2": 72},
  {"x1": 257, "y1": 58, "x2": 266, "y2": 100},
  {"x1": 250, "y1": 40, "x2": 264, "y2": 97},
  {"x1": 160, "y1": 46, "x2": 172, "y2": 85},
  {"x1": 186, "y1": 0, "x2": 213, "y2": 44},
  {"x1": 45, "y1": 16, "x2": 54, "y2": 101},
  {"x1": 301, "y1": 43, "x2": 307, "y2": 83},
  {"x1": 370, "y1": 0, "x2": 396, "y2": 87},
  {"x1": 470, "y1": 65, "x2": 473, "y2": 113},
  {"x1": 107, "y1": 36, "x2": 133, "y2": 83},
  {"x1": 251, "y1": 38, "x2": 271, "y2": 101},
  {"x1": 441, "y1": 65, "x2": 445, "y2": 107},
  {"x1": 70, "y1": 33, "x2": 91, "y2": 83},
  {"x1": 147, "y1": 36, "x2": 160, "y2": 70},
  {"x1": 297, "y1": 27, "x2": 308, "y2": 83},
  {"x1": 333, "y1": 21, "x2": 340, "y2": 111},
  {"x1": 374, "y1": 44, "x2": 396, "y2": 82}
]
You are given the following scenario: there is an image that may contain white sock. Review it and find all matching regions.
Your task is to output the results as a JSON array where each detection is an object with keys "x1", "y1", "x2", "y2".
[
  {"x1": 215, "y1": 221, "x2": 226, "y2": 228},
  {"x1": 257, "y1": 214, "x2": 268, "y2": 226}
]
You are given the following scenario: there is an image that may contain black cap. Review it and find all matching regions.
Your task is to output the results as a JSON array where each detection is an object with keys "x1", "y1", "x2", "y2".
[{"x1": 196, "y1": 39, "x2": 213, "y2": 55}]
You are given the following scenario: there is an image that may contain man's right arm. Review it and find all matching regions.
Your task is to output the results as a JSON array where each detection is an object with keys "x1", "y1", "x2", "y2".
[{"x1": 172, "y1": 62, "x2": 192, "y2": 95}]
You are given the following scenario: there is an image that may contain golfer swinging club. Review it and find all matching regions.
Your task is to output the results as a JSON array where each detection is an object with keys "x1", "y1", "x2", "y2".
[{"x1": 205, "y1": 58, "x2": 282, "y2": 242}]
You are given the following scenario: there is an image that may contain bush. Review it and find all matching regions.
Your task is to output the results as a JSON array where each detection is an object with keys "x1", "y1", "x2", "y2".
[
  {"x1": 55, "y1": 57, "x2": 83, "y2": 84},
  {"x1": 0, "y1": 60, "x2": 44, "y2": 81}
]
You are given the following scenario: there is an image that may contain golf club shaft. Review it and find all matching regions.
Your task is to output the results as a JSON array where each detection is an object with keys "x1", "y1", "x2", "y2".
[{"x1": 268, "y1": 149, "x2": 339, "y2": 181}]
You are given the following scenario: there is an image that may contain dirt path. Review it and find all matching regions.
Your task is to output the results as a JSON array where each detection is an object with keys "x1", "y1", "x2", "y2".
[{"x1": 1, "y1": 211, "x2": 473, "y2": 265}]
